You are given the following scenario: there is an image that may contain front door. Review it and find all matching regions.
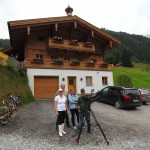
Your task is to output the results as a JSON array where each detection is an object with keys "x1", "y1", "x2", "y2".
[{"x1": 68, "y1": 77, "x2": 76, "y2": 93}]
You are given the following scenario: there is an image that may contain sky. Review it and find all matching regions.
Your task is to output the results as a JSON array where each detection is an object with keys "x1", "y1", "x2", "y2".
[{"x1": 0, "y1": 0, "x2": 150, "y2": 39}]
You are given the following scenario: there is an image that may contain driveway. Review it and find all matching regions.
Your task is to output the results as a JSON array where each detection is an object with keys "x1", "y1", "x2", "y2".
[{"x1": 0, "y1": 100, "x2": 150, "y2": 150}]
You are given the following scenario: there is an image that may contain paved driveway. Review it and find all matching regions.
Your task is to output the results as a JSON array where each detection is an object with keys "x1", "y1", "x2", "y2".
[{"x1": 0, "y1": 100, "x2": 150, "y2": 150}]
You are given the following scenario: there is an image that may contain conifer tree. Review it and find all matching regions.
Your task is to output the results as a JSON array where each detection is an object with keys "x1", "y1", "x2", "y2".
[{"x1": 122, "y1": 49, "x2": 133, "y2": 67}]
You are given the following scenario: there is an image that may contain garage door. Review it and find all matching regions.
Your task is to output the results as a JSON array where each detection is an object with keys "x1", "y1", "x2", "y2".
[{"x1": 34, "y1": 76, "x2": 59, "y2": 99}]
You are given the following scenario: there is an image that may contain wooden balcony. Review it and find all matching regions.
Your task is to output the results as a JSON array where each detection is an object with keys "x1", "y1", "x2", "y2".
[
  {"x1": 25, "y1": 59, "x2": 109, "y2": 71},
  {"x1": 48, "y1": 38, "x2": 95, "y2": 52}
]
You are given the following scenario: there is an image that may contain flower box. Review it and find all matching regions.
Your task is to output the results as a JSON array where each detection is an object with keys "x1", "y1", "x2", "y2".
[
  {"x1": 86, "y1": 60, "x2": 95, "y2": 66},
  {"x1": 84, "y1": 42, "x2": 93, "y2": 48},
  {"x1": 100, "y1": 63, "x2": 108, "y2": 67},
  {"x1": 52, "y1": 59, "x2": 63, "y2": 65},
  {"x1": 69, "y1": 39, "x2": 79, "y2": 46},
  {"x1": 31, "y1": 58, "x2": 44, "y2": 64},
  {"x1": 70, "y1": 60, "x2": 80, "y2": 65},
  {"x1": 52, "y1": 36, "x2": 64, "y2": 44}
]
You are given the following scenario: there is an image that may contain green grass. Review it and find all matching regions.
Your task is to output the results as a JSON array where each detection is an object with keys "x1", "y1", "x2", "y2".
[
  {"x1": 0, "y1": 65, "x2": 35, "y2": 105},
  {"x1": 133, "y1": 63, "x2": 150, "y2": 72},
  {"x1": 113, "y1": 65, "x2": 150, "y2": 88}
]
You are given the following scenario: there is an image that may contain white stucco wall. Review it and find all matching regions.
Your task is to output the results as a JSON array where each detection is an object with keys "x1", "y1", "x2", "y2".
[{"x1": 27, "y1": 68, "x2": 114, "y2": 95}]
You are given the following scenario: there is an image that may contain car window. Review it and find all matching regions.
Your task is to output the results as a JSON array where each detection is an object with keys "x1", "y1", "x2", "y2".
[
  {"x1": 102, "y1": 87, "x2": 109, "y2": 92},
  {"x1": 117, "y1": 88, "x2": 123, "y2": 94},
  {"x1": 108, "y1": 87, "x2": 117, "y2": 93},
  {"x1": 126, "y1": 89, "x2": 140, "y2": 95}
]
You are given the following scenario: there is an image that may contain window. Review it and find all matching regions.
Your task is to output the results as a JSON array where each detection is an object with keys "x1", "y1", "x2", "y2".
[
  {"x1": 86, "y1": 76, "x2": 93, "y2": 86},
  {"x1": 36, "y1": 54, "x2": 43, "y2": 59},
  {"x1": 102, "y1": 76, "x2": 108, "y2": 85}
]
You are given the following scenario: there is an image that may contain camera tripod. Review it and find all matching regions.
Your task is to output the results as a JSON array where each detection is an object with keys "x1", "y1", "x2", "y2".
[{"x1": 76, "y1": 108, "x2": 109, "y2": 145}]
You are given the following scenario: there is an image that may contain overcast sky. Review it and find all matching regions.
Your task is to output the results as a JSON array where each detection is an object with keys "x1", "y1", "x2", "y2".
[{"x1": 0, "y1": 0, "x2": 150, "y2": 39}]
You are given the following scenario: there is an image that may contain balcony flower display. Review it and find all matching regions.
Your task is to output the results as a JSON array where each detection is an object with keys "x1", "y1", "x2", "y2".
[
  {"x1": 70, "y1": 59, "x2": 80, "y2": 65},
  {"x1": 71, "y1": 39, "x2": 78, "y2": 43},
  {"x1": 86, "y1": 59, "x2": 95, "y2": 66},
  {"x1": 84, "y1": 42, "x2": 93, "y2": 48},
  {"x1": 100, "y1": 63, "x2": 108, "y2": 67},
  {"x1": 53, "y1": 36, "x2": 63, "y2": 43},
  {"x1": 31, "y1": 57, "x2": 44, "y2": 64},
  {"x1": 52, "y1": 58, "x2": 63, "y2": 64}
]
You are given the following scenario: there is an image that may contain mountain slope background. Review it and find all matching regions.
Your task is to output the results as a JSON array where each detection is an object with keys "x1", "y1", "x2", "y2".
[{"x1": 102, "y1": 29, "x2": 150, "y2": 64}]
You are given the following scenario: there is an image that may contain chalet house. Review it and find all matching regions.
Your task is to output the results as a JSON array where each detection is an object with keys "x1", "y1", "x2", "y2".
[{"x1": 7, "y1": 6, "x2": 121, "y2": 99}]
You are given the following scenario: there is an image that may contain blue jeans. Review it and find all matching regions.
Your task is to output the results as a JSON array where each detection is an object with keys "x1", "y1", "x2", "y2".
[{"x1": 77, "y1": 111, "x2": 91, "y2": 133}]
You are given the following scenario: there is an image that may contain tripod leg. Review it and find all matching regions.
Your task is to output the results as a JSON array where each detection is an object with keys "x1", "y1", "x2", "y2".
[
  {"x1": 90, "y1": 109, "x2": 109, "y2": 145},
  {"x1": 76, "y1": 112, "x2": 85, "y2": 143}
]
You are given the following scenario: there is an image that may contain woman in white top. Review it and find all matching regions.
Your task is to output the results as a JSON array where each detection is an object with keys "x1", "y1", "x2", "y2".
[{"x1": 54, "y1": 88, "x2": 67, "y2": 136}]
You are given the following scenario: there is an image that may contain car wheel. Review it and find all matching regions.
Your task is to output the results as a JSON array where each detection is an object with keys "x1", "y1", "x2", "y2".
[
  {"x1": 115, "y1": 100, "x2": 122, "y2": 109},
  {"x1": 143, "y1": 101, "x2": 147, "y2": 105}
]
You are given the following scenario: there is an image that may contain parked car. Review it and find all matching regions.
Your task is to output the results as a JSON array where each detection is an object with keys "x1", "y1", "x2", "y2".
[
  {"x1": 95, "y1": 86, "x2": 143, "y2": 109},
  {"x1": 139, "y1": 89, "x2": 150, "y2": 105}
]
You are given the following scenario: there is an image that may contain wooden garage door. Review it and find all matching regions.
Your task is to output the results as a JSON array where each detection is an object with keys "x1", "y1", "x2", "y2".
[{"x1": 34, "y1": 76, "x2": 59, "y2": 99}]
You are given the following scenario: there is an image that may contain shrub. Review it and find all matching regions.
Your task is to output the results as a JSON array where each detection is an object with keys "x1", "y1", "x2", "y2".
[{"x1": 117, "y1": 74, "x2": 133, "y2": 87}]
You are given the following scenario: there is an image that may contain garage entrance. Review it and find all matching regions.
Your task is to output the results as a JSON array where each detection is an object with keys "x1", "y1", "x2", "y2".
[{"x1": 34, "y1": 76, "x2": 59, "y2": 99}]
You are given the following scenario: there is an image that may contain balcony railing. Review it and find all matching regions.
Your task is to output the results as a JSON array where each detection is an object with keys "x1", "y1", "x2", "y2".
[
  {"x1": 25, "y1": 59, "x2": 109, "y2": 71},
  {"x1": 48, "y1": 38, "x2": 95, "y2": 52}
]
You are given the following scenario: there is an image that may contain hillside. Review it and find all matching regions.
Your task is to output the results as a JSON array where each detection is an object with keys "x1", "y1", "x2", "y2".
[
  {"x1": 0, "y1": 64, "x2": 35, "y2": 105},
  {"x1": 102, "y1": 28, "x2": 150, "y2": 64},
  {"x1": 113, "y1": 63, "x2": 150, "y2": 88}
]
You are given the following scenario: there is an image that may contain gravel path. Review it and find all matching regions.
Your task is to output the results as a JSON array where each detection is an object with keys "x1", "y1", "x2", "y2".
[{"x1": 0, "y1": 100, "x2": 150, "y2": 150}]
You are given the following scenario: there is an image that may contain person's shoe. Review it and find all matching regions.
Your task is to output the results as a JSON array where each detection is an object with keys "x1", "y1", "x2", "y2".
[{"x1": 73, "y1": 126, "x2": 76, "y2": 130}]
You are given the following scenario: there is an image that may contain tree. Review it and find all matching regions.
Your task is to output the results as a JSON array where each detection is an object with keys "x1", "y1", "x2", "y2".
[{"x1": 122, "y1": 49, "x2": 133, "y2": 67}]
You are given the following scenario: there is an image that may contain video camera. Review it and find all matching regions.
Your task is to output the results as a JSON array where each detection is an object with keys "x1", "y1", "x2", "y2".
[{"x1": 82, "y1": 89, "x2": 96, "y2": 108}]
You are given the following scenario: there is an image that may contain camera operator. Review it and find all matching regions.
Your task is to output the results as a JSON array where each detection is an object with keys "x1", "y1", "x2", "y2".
[{"x1": 76, "y1": 88, "x2": 91, "y2": 134}]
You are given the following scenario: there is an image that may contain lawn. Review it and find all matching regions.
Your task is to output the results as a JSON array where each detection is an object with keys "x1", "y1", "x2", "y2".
[{"x1": 113, "y1": 66, "x2": 150, "y2": 88}]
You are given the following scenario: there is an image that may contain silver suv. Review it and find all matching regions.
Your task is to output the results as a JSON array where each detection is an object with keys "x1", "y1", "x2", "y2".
[{"x1": 139, "y1": 89, "x2": 150, "y2": 105}]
